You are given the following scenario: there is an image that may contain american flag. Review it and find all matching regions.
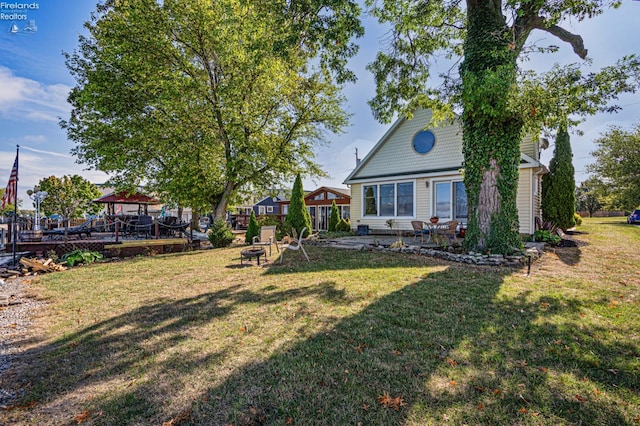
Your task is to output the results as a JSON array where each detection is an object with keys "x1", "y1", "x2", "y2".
[{"x1": 1, "y1": 155, "x2": 18, "y2": 210}]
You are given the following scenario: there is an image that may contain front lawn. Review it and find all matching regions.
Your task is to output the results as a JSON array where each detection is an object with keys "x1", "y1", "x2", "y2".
[{"x1": 2, "y1": 217, "x2": 639, "y2": 425}]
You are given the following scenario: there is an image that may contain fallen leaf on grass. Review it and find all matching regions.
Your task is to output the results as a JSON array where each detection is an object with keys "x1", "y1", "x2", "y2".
[
  {"x1": 446, "y1": 357, "x2": 457, "y2": 366},
  {"x1": 285, "y1": 417, "x2": 293, "y2": 425},
  {"x1": 377, "y1": 392, "x2": 407, "y2": 411},
  {"x1": 575, "y1": 394, "x2": 587, "y2": 403},
  {"x1": 73, "y1": 410, "x2": 91, "y2": 424},
  {"x1": 519, "y1": 407, "x2": 528, "y2": 414},
  {"x1": 162, "y1": 408, "x2": 193, "y2": 426},
  {"x1": 391, "y1": 349, "x2": 402, "y2": 356},
  {"x1": 362, "y1": 404, "x2": 369, "y2": 411},
  {"x1": 477, "y1": 403, "x2": 484, "y2": 411}
]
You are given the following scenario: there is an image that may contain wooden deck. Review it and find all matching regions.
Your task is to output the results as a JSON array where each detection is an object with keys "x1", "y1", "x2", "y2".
[{"x1": 10, "y1": 236, "x2": 200, "y2": 258}]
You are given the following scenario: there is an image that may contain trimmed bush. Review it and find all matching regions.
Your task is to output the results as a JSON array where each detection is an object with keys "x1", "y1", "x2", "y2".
[
  {"x1": 328, "y1": 201, "x2": 340, "y2": 232},
  {"x1": 284, "y1": 174, "x2": 312, "y2": 237},
  {"x1": 336, "y1": 218, "x2": 351, "y2": 232},
  {"x1": 208, "y1": 219, "x2": 235, "y2": 248},
  {"x1": 245, "y1": 211, "x2": 259, "y2": 243},
  {"x1": 574, "y1": 212, "x2": 583, "y2": 226},
  {"x1": 542, "y1": 127, "x2": 576, "y2": 230}
]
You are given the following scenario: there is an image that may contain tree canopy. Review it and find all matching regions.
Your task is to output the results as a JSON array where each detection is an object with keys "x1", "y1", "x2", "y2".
[
  {"x1": 62, "y1": 0, "x2": 364, "y2": 219},
  {"x1": 366, "y1": 0, "x2": 639, "y2": 253},
  {"x1": 588, "y1": 122, "x2": 640, "y2": 210},
  {"x1": 575, "y1": 177, "x2": 604, "y2": 217},
  {"x1": 35, "y1": 175, "x2": 102, "y2": 219}
]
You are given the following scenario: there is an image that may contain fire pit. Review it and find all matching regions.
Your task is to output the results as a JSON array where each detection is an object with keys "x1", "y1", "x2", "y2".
[{"x1": 240, "y1": 248, "x2": 267, "y2": 266}]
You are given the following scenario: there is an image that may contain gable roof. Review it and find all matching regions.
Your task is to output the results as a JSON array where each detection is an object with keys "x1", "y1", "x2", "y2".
[
  {"x1": 344, "y1": 109, "x2": 545, "y2": 184},
  {"x1": 93, "y1": 190, "x2": 159, "y2": 204},
  {"x1": 343, "y1": 114, "x2": 410, "y2": 184}
]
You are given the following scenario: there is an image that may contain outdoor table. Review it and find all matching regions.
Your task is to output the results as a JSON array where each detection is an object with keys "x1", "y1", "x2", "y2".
[{"x1": 240, "y1": 248, "x2": 267, "y2": 265}]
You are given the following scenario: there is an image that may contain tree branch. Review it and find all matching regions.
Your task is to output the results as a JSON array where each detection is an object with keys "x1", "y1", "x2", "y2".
[{"x1": 528, "y1": 16, "x2": 588, "y2": 59}]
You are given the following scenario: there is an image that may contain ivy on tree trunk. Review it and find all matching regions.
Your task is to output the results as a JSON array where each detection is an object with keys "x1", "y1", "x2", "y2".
[{"x1": 460, "y1": 1, "x2": 523, "y2": 254}]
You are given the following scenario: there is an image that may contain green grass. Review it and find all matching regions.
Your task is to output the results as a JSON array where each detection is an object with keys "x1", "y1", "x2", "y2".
[{"x1": 2, "y1": 217, "x2": 639, "y2": 425}]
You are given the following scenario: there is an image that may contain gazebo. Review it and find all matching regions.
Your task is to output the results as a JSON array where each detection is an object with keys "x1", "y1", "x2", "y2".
[{"x1": 93, "y1": 191, "x2": 159, "y2": 216}]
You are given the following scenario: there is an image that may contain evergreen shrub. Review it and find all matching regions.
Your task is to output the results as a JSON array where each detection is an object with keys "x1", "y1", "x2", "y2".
[
  {"x1": 336, "y1": 218, "x2": 351, "y2": 232},
  {"x1": 328, "y1": 201, "x2": 340, "y2": 232},
  {"x1": 208, "y1": 219, "x2": 235, "y2": 248},
  {"x1": 245, "y1": 211, "x2": 259, "y2": 243},
  {"x1": 574, "y1": 212, "x2": 582, "y2": 226}
]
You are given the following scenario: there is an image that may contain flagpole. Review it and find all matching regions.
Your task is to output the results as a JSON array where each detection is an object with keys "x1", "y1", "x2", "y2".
[{"x1": 12, "y1": 145, "x2": 19, "y2": 267}]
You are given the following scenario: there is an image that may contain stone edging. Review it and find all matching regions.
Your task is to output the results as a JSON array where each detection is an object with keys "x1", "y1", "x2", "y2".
[{"x1": 308, "y1": 240, "x2": 545, "y2": 267}]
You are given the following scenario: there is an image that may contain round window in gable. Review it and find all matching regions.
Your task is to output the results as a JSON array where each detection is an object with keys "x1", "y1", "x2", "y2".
[{"x1": 413, "y1": 130, "x2": 436, "y2": 154}]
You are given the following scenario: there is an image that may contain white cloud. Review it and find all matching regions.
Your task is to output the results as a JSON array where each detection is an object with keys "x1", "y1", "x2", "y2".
[{"x1": 0, "y1": 66, "x2": 72, "y2": 122}]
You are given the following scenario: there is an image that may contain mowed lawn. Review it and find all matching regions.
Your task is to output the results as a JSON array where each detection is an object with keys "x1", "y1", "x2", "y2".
[{"x1": 2, "y1": 217, "x2": 639, "y2": 425}]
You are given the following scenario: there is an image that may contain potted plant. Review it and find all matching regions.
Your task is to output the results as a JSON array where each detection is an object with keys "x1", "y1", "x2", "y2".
[{"x1": 430, "y1": 216, "x2": 439, "y2": 224}]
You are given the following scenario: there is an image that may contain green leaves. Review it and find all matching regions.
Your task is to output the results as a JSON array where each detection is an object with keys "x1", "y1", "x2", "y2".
[
  {"x1": 35, "y1": 175, "x2": 102, "y2": 219},
  {"x1": 63, "y1": 0, "x2": 363, "y2": 218}
]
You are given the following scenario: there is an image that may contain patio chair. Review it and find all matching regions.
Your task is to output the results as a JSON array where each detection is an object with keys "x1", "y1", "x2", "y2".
[
  {"x1": 411, "y1": 220, "x2": 429, "y2": 243},
  {"x1": 278, "y1": 227, "x2": 310, "y2": 263},
  {"x1": 252, "y1": 225, "x2": 279, "y2": 256},
  {"x1": 42, "y1": 219, "x2": 94, "y2": 240},
  {"x1": 132, "y1": 215, "x2": 153, "y2": 238},
  {"x1": 439, "y1": 220, "x2": 459, "y2": 244}
]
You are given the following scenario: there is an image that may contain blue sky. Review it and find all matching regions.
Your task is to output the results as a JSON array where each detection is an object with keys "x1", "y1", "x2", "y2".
[{"x1": 1, "y1": 1, "x2": 638, "y2": 206}]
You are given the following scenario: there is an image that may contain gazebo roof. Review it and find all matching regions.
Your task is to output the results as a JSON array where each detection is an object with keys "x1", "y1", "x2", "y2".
[{"x1": 93, "y1": 191, "x2": 159, "y2": 205}]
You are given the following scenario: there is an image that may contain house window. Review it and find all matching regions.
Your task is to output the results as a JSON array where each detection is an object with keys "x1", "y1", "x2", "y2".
[
  {"x1": 413, "y1": 130, "x2": 436, "y2": 154},
  {"x1": 340, "y1": 206, "x2": 350, "y2": 219},
  {"x1": 267, "y1": 206, "x2": 274, "y2": 213},
  {"x1": 313, "y1": 193, "x2": 325, "y2": 201},
  {"x1": 397, "y1": 182, "x2": 413, "y2": 216},
  {"x1": 364, "y1": 185, "x2": 378, "y2": 216},
  {"x1": 380, "y1": 184, "x2": 395, "y2": 216},
  {"x1": 363, "y1": 181, "x2": 414, "y2": 217},
  {"x1": 258, "y1": 206, "x2": 266, "y2": 215},
  {"x1": 327, "y1": 192, "x2": 339, "y2": 199},
  {"x1": 282, "y1": 205, "x2": 289, "y2": 215},
  {"x1": 434, "y1": 180, "x2": 467, "y2": 221}
]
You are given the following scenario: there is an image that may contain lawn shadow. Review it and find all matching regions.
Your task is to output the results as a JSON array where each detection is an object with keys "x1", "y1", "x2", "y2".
[{"x1": 5, "y1": 255, "x2": 637, "y2": 425}]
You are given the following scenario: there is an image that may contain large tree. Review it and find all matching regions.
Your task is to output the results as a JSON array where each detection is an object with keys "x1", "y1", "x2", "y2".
[
  {"x1": 588, "y1": 122, "x2": 640, "y2": 210},
  {"x1": 62, "y1": 0, "x2": 363, "y2": 220},
  {"x1": 575, "y1": 177, "x2": 603, "y2": 217},
  {"x1": 541, "y1": 126, "x2": 575, "y2": 230},
  {"x1": 35, "y1": 175, "x2": 102, "y2": 220},
  {"x1": 366, "y1": 0, "x2": 639, "y2": 253}
]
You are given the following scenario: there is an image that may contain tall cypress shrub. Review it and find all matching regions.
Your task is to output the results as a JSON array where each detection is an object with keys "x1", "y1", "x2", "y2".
[
  {"x1": 284, "y1": 174, "x2": 312, "y2": 237},
  {"x1": 245, "y1": 210, "x2": 259, "y2": 243},
  {"x1": 541, "y1": 127, "x2": 576, "y2": 230},
  {"x1": 328, "y1": 200, "x2": 340, "y2": 232}
]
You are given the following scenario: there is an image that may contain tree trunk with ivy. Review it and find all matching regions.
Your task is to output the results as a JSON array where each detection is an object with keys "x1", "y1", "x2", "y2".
[{"x1": 460, "y1": 1, "x2": 523, "y2": 254}]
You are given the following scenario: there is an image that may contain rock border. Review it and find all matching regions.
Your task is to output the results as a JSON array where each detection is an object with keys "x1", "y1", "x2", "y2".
[{"x1": 309, "y1": 239, "x2": 545, "y2": 267}]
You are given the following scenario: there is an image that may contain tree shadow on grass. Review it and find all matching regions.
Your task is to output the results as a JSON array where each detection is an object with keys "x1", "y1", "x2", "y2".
[{"x1": 4, "y1": 258, "x2": 638, "y2": 425}]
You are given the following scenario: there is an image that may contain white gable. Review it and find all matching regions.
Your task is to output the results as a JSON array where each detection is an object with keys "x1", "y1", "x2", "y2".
[
  {"x1": 345, "y1": 109, "x2": 542, "y2": 184},
  {"x1": 345, "y1": 109, "x2": 463, "y2": 183}
]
